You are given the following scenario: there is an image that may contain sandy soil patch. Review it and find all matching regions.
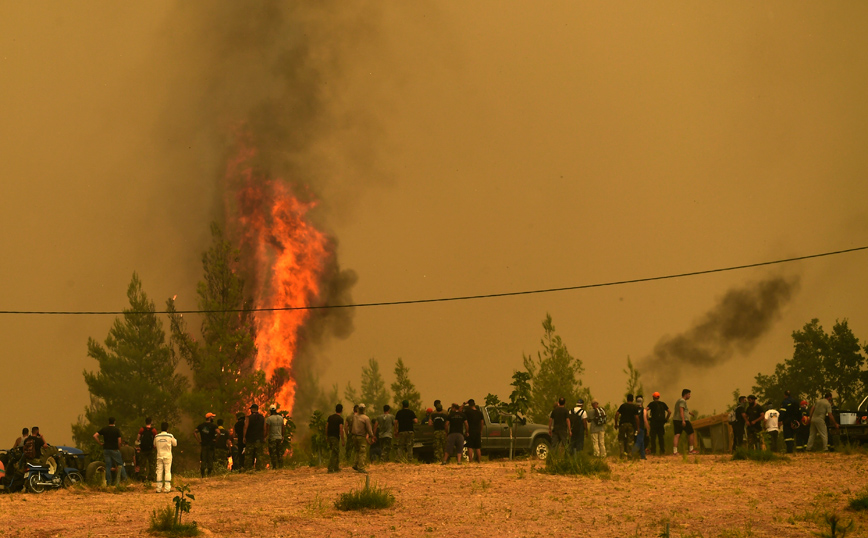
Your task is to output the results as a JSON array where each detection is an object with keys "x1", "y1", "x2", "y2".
[{"x1": 2, "y1": 453, "x2": 868, "y2": 537}]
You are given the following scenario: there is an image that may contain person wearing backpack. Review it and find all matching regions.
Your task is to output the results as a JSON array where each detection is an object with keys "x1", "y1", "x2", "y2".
[
  {"x1": 730, "y1": 395, "x2": 747, "y2": 452},
  {"x1": 589, "y1": 400, "x2": 608, "y2": 457},
  {"x1": 646, "y1": 392, "x2": 671, "y2": 456},
  {"x1": 569, "y1": 399, "x2": 589, "y2": 454},
  {"x1": 137, "y1": 418, "x2": 158, "y2": 482}
]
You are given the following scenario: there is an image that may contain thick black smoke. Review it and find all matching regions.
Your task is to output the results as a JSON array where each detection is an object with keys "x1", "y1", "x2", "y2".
[{"x1": 639, "y1": 275, "x2": 800, "y2": 392}]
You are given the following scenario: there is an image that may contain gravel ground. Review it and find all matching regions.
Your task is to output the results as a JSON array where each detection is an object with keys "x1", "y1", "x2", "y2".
[{"x1": 2, "y1": 452, "x2": 868, "y2": 537}]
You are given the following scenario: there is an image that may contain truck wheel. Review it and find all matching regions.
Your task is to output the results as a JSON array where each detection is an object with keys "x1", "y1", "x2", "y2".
[
  {"x1": 27, "y1": 474, "x2": 46, "y2": 494},
  {"x1": 531, "y1": 438, "x2": 550, "y2": 460},
  {"x1": 63, "y1": 471, "x2": 84, "y2": 488},
  {"x1": 85, "y1": 461, "x2": 106, "y2": 486}
]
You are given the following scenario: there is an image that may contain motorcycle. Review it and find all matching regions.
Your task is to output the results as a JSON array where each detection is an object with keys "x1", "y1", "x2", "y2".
[{"x1": 24, "y1": 447, "x2": 85, "y2": 493}]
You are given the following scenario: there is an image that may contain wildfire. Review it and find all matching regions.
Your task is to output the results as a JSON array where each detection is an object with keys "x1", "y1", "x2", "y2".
[{"x1": 224, "y1": 133, "x2": 331, "y2": 414}]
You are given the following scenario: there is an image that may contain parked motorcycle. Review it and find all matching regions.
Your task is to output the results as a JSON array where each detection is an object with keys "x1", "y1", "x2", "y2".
[{"x1": 24, "y1": 447, "x2": 85, "y2": 493}]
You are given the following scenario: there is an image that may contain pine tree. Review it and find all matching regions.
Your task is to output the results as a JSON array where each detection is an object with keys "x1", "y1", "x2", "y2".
[
  {"x1": 168, "y1": 223, "x2": 271, "y2": 422},
  {"x1": 391, "y1": 358, "x2": 422, "y2": 416},
  {"x1": 361, "y1": 358, "x2": 391, "y2": 413},
  {"x1": 522, "y1": 314, "x2": 585, "y2": 423},
  {"x1": 72, "y1": 273, "x2": 187, "y2": 448},
  {"x1": 623, "y1": 356, "x2": 645, "y2": 400}
]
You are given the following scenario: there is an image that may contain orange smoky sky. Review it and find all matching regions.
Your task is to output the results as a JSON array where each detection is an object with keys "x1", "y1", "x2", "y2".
[{"x1": 1, "y1": 2, "x2": 867, "y2": 444}]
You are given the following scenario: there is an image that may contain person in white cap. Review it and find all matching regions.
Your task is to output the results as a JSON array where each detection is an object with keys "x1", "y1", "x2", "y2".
[
  {"x1": 266, "y1": 404, "x2": 285, "y2": 470},
  {"x1": 350, "y1": 403, "x2": 374, "y2": 473}
]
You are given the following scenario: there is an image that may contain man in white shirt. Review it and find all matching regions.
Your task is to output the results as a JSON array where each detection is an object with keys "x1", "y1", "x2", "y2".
[
  {"x1": 154, "y1": 422, "x2": 178, "y2": 493},
  {"x1": 763, "y1": 405, "x2": 781, "y2": 452}
]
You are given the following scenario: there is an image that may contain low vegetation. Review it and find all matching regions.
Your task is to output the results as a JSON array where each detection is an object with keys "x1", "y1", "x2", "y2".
[
  {"x1": 334, "y1": 477, "x2": 396, "y2": 511},
  {"x1": 542, "y1": 450, "x2": 611, "y2": 477},
  {"x1": 731, "y1": 447, "x2": 788, "y2": 462}
]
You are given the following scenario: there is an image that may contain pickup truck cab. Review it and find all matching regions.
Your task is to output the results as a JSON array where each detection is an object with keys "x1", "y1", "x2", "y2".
[{"x1": 412, "y1": 405, "x2": 552, "y2": 460}]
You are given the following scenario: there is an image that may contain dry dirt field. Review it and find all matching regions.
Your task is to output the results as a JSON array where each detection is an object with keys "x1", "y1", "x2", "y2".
[{"x1": 3, "y1": 453, "x2": 868, "y2": 537}]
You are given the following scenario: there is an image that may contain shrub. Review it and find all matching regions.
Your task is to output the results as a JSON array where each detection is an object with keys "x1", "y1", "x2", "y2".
[
  {"x1": 542, "y1": 451, "x2": 611, "y2": 477},
  {"x1": 731, "y1": 447, "x2": 788, "y2": 462},
  {"x1": 334, "y1": 478, "x2": 395, "y2": 511},
  {"x1": 149, "y1": 506, "x2": 198, "y2": 536},
  {"x1": 848, "y1": 490, "x2": 868, "y2": 511}
]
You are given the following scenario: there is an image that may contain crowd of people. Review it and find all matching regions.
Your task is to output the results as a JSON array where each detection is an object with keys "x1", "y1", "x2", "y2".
[{"x1": 1, "y1": 387, "x2": 847, "y2": 493}]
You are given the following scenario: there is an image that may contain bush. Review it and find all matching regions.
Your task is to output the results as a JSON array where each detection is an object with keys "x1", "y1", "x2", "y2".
[
  {"x1": 334, "y1": 478, "x2": 395, "y2": 511},
  {"x1": 542, "y1": 451, "x2": 611, "y2": 477},
  {"x1": 848, "y1": 490, "x2": 868, "y2": 511},
  {"x1": 149, "y1": 506, "x2": 198, "y2": 536},
  {"x1": 731, "y1": 447, "x2": 788, "y2": 462}
]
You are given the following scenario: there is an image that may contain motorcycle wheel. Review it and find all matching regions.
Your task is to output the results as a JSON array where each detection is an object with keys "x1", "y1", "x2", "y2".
[
  {"x1": 85, "y1": 461, "x2": 106, "y2": 486},
  {"x1": 63, "y1": 471, "x2": 84, "y2": 488},
  {"x1": 27, "y1": 474, "x2": 46, "y2": 494}
]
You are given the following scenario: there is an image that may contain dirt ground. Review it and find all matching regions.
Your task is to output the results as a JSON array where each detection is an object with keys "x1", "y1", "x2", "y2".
[{"x1": 3, "y1": 453, "x2": 868, "y2": 538}]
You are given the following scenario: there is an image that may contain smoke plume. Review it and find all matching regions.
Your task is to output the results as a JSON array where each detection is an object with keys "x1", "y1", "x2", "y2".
[{"x1": 639, "y1": 275, "x2": 800, "y2": 392}]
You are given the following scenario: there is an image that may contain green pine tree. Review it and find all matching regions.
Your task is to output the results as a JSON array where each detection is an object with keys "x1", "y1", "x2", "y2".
[
  {"x1": 361, "y1": 358, "x2": 391, "y2": 413},
  {"x1": 522, "y1": 314, "x2": 585, "y2": 424},
  {"x1": 391, "y1": 358, "x2": 422, "y2": 416},
  {"x1": 72, "y1": 273, "x2": 187, "y2": 448}
]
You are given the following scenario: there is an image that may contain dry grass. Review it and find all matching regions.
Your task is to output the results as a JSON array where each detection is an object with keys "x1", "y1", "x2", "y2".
[{"x1": 2, "y1": 453, "x2": 868, "y2": 537}]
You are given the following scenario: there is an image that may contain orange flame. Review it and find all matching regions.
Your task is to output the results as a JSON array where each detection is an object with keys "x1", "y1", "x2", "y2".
[{"x1": 225, "y1": 134, "x2": 331, "y2": 415}]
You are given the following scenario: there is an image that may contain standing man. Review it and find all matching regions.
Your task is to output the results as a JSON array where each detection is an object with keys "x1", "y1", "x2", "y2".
[
  {"x1": 266, "y1": 405, "x2": 285, "y2": 470},
  {"x1": 807, "y1": 392, "x2": 839, "y2": 452},
  {"x1": 548, "y1": 397, "x2": 571, "y2": 455},
  {"x1": 345, "y1": 405, "x2": 358, "y2": 463},
  {"x1": 646, "y1": 392, "x2": 671, "y2": 456},
  {"x1": 743, "y1": 395, "x2": 764, "y2": 450},
  {"x1": 394, "y1": 400, "x2": 418, "y2": 463},
  {"x1": 589, "y1": 400, "x2": 608, "y2": 458},
  {"x1": 442, "y1": 403, "x2": 468, "y2": 465},
  {"x1": 243, "y1": 404, "x2": 266, "y2": 470},
  {"x1": 232, "y1": 412, "x2": 246, "y2": 471},
  {"x1": 615, "y1": 394, "x2": 639, "y2": 458},
  {"x1": 673, "y1": 389, "x2": 697, "y2": 455},
  {"x1": 350, "y1": 403, "x2": 374, "y2": 473},
  {"x1": 464, "y1": 399, "x2": 485, "y2": 463},
  {"x1": 136, "y1": 418, "x2": 158, "y2": 482},
  {"x1": 374, "y1": 405, "x2": 395, "y2": 463},
  {"x1": 796, "y1": 400, "x2": 810, "y2": 452},
  {"x1": 731, "y1": 396, "x2": 748, "y2": 451},
  {"x1": 154, "y1": 422, "x2": 177, "y2": 493},
  {"x1": 569, "y1": 399, "x2": 589, "y2": 455},
  {"x1": 214, "y1": 419, "x2": 231, "y2": 472},
  {"x1": 93, "y1": 417, "x2": 127, "y2": 485},
  {"x1": 326, "y1": 404, "x2": 346, "y2": 473},
  {"x1": 194, "y1": 413, "x2": 217, "y2": 477},
  {"x1": 429, "y1": 402, "x2": 448, "y2": 463},
  {"x1": 120, "y1": 440, "x2": 137, "y2": 481},
  {"x1": 763, "y1": 403, "x2": 780, "y2": 452},
  {"x1": 780, "y1": 391, "x2": 798, "y2": 454}
]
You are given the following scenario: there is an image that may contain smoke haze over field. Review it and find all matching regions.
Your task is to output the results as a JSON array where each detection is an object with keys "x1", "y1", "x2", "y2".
[
  {"x1": 640, "y1": 276, "x2": 800, "y2": 393},
  {"x1": 1, "y1": 2, "x2": 867, "y2": 442}
]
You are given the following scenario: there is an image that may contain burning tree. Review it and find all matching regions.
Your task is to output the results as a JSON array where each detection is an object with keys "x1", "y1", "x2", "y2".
[{"x1": 168, "y1": 224, "x2": 283, "y2": 421}]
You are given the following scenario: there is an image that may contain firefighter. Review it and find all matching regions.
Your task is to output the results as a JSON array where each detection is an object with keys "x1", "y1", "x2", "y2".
[
  {"x1": 780, "y1": 390, "x2": 798, "y2": 454},
  {"x1": 795, "y1": 400, "x2": 810, "y2": 452}
]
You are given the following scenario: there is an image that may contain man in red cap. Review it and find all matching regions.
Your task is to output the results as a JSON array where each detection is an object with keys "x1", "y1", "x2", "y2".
[
  {"x1": 646, "y1": 392, "x2": 670, "y2": 456},
  {"x1": 195, "y1": 412, "x2": 217, "y2": 477}
]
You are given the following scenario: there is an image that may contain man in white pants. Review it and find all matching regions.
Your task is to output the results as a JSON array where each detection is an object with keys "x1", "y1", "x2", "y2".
[{"x1": 154, "y1": 422, "x2": 177, "y2": 493}]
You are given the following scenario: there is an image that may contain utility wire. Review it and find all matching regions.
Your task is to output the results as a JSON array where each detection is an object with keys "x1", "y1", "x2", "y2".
[{"x1": 1, "y1": 245, "x2": 866, "y2": 316}]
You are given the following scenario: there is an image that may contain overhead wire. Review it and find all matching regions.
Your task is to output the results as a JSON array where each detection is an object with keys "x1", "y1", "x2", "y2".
[{"x1": 0, "y1": 244, "x2": 865, "y2": 316}]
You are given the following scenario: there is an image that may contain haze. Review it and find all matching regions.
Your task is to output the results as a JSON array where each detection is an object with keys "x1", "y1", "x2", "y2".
[{"x1": 1, "y1": 2, "x2": 867, "y2": 445}]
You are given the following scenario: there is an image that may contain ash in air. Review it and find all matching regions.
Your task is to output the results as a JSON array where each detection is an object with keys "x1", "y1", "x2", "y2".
[{"x1": 639, "y1": 275, "x2": 800, "y2": 391}]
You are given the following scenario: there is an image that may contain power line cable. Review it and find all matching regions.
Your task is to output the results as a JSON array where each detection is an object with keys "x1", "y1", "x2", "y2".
[{"x1": 1, "y1": 244, "x2": 865, "y2": 316}]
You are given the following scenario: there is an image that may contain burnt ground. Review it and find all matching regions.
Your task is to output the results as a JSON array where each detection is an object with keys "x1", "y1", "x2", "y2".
[{"x1": 2, "y1": 452, "x2": 868, "y2": 537}]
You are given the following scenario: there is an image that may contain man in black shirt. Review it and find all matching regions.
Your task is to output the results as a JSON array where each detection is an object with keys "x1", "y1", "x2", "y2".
[
  {"x1": 429, "y1": 402, "x2": 448, "y2": 462},
  {"x1": 243, "y1": 404, "x2": 266, "y2": 470},
  {"x1": 442, "y1": 403, "x2": 468, "y2": 465},
  {"x1": 615, "y1": 395, "x2": 640, "y2": 458},
  {"x1": 779, "y1": 391, "x2": 798, "y2": 454},
  {"x1": 743, "y1": 395, "x2": 764, "y2": 450},
  {"x1": 464, "y1": 399, "x2": 485, "y2": 463},
  {"x1": 394, "y1": 400, "x2": 418, "y2": 463},
  {"x1": 326, "y1": 404, "x2": 346, "y2": 473},
  {"x1": 549, "y1": 397, "x2": 571, "y2": 455},
  {"x1": 195, "y1": 413, "x2": 217, "y2": 477},
  {"x1": 232, "y1": 412, "x2": 246, "y2": 471},
  {"x1": 93, "y1": 417, "x2": 127, "y2": 485},
  {"x1": 646, "y1": 392, "x2": 671, "y2": 456}
]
